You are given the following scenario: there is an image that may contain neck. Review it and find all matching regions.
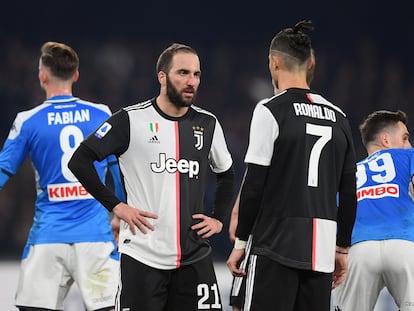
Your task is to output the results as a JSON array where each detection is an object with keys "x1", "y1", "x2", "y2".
[
  {"x1": 44, "y1": 84, "x2": 73, "y2": 99},
  {"x1": 366, "y1": 144, "x2": 385, "y2": 156},
  {"x1": 275, "y1": 71, "x2": 309, "y2": 93},
  {"x1": 156, "y1": 95, "x2": 189, "y2": 117}
]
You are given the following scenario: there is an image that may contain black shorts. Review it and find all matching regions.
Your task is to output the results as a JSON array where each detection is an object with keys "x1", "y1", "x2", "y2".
[
  {"x1": 118, "y1": 253, "x2": 222, "y2": 311},
  {"x1": 243, "y1": 254, "x2": 332, "y2": 311}
]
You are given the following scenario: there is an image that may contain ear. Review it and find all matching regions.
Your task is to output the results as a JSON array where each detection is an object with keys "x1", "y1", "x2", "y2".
[
  {"x1": 306, "y1": 57, "x2": 315, "y2": 86},
  {"x1": 307, "y1": 56, "x2": 315, "y2": 71},
  {"x1": 269, "y1": 54, "x2": 280, "y2": 71},
  {"x1": 158, "y1": 71, "x2": 166, "y2": 85},
  {"x1": 39, "y1": 69, "x2": 48, "y2": 84},
  {"x1": 379, "y1": 132, "x2": 391, "y2": 148},
  {"x1": 73, "y1": 70, "x2": 79, "y2": 83}
]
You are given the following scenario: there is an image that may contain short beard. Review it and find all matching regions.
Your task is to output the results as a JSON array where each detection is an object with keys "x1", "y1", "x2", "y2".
[{"x1": 166, "y1": 75, "x2": 195, "y2": 108}]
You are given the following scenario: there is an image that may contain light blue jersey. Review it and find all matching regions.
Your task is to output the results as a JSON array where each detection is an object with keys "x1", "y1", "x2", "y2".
[
  {"x1": 0, "y1": 95, "x2": 120, "y2": 251},
  {"x1": 352, "y1": 148, "x2": 414, "y2": 244}
]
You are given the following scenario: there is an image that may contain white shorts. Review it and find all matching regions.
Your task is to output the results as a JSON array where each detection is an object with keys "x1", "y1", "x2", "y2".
[
  {"x1": 332, "y1": 239, "x2": 414, "y2": 311},
  {"x1": 15, "y1": 242, "x2": 119, "y2": 310}
]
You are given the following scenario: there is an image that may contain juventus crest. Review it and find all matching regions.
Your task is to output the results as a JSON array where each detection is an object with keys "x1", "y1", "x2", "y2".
[{"x1": 192, "y1": 126, "x2": 204, "y2": 150}]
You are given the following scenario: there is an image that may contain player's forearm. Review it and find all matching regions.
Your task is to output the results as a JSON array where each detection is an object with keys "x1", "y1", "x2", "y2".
[
  {"x1": 235, "y1": 163, "x2": 268, "y2": 240},
  {"x1": 212, "y1": 166, "x2": 235, "y2": 223},
  {"x1": 336, "y1": 171, "x2": 357, "y2": 247},
  {"x1": 68, "y1": 144, "x2": 121, "y2": 211}
]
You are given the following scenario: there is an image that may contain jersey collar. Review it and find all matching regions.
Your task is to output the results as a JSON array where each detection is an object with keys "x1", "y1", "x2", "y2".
[{"x1": 45, "y1": 95, "x2": 79, "y2": 104}]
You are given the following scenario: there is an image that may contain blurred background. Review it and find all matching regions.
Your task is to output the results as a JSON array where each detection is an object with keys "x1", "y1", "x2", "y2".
[{"x1": 0, "y1": 0, "x2": 411, "y2": 309}]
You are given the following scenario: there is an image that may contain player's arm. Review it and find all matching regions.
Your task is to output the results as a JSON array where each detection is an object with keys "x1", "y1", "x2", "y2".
[
  {"x1": 192, "y1": 166, "x2": 235, "y2": 238},
  {"x1": 235, "y1": 163, "x2": 268, "y2": 241},
  {"x1": 234, "y1": 102, "x2": 276, "y2": 245},
  {"x1": 229, "y1": 190, "x2": 240, "y2": 243},
  {"x1": 336, "y1": 120, "x2": 357, "y2": 248},
  {"x1": 336, "y1": 170, "x2": 357, "y2": 248},
  {"x1": 69, "y1": 138, "x2": 157, "y2": 235},
  {"x1": 212, "y1": 165, "x2": 235, "y2": 222},
  {"x1": 69, "y1": 110, "x2": 129, "y2": 210},
  {"x1": 69, "y1": 144, "x2": 121, "y2": 211},
  {"x1": 0, "y1": 113, "x2": 31, "y2": 189},
  {"x1": 227, "y1": 163, "x2": 267, "y2": 277},
  {"x1": 229, "y1": 168, "x2": 248, "y2": 242},
  {"x1": 68, "y1": 110, "x2": 157, "y2": 234},
  {"x1": 209, "y1": 119, "x2": 236, "y2": 224}
]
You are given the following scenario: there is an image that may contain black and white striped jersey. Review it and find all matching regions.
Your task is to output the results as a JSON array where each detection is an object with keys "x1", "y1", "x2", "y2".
[
  {"x1": 237, "y1": 88, "x2": 356, "y2": 273},
  {"x1": 82, "y1": 99, "x2": 233, "y2": 269}
]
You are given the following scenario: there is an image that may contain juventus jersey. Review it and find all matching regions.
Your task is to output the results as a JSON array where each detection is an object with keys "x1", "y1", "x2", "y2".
[
  {"x1": 239, "y1": 88, "x2": 356, "y2": 273},
  {"x1": 352, "y1": 148, "x2": 414, "y2": 244},
  {"x1": 0, "y1": 95, "x2": 116, "y2": 247},
  {"x1": 81, "y1": 99, "x2": 233, "y2": 269}
]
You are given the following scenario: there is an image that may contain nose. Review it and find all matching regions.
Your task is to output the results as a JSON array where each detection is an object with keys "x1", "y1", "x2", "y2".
[{"x1": 187, "y1": 74, "x2": 200, "y2": 86}]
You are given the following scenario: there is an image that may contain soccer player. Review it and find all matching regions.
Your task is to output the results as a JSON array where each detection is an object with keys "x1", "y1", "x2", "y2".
[
  {"x1": 226, "y1": 20, "x2": 357, "y2": 311},
  {"x1": 332, "y1": 110, "x2": 414, "y2": 310},
  {"x1": 68, "y1": 43, "x2": 235, "y2": 311},
  {"x1": 228, "y1": 48, "x2": 316, "y2": 311},
  {"x1": 0, "y1": 41, "x2": 123, "y2": 311}
]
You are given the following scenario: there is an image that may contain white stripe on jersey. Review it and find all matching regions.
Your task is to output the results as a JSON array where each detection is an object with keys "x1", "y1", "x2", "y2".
[{"x1": 312, "y1": 218, "x2": 336, "y2": 272}]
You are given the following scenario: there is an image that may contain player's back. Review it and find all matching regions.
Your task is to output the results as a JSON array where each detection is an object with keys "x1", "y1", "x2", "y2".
[
  {"x1": 1, "y1": 95, "x2": 114, "y2": 244},
  {"x1": 250, "y1": 88, "x2": 355, "y2": 271},
  {"x1": 259, "y1": 88, "x2": 354, "y2": 219},
  {"x1": 352, "y1": 148, "x2": 414, "y2": 244}
]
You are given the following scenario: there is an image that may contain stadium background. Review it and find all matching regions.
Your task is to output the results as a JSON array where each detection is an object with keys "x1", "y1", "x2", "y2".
[{"x1": 0, "y1": 1, "x2": 411, "y2": 309}]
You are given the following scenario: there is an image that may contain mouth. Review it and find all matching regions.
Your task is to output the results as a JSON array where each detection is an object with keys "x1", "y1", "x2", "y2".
[{"x1": 182, "y1": 90, "x2": 194, "y2": 98}]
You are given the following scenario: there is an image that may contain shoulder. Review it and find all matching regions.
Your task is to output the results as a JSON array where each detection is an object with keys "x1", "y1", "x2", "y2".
[
  {"x1": 7, "y1": 103, "x2": 50, "y2": 139},
  {"x1": 123, "y1": 99, "x2": 153, "y2": 113},
  {"x1": 76, "y1": 99, "x2": 112, "y2": 115},
  {"x1": 191, "y1": 105, "x2": 218, "y2": 120},
  {"x1": 390, "y1": 148, "x2": 414, "y2": 157},
  {"x1": 306, "y1": 93, "x2": 346, "y2": 117},
  {"x1": 14, "y1": 102, "x2": 51, "y2": 125}
]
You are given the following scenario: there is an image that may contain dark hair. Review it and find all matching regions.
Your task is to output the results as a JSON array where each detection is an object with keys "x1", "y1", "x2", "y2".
[
  {"x1": 359, "y1": 110, "x2": 408, "y2": 146},
  {"x1": 40, "y1": 42, "x2": 79, "y2": 80},
  {"x1": 156, "y1": 43, "x2": 197, "y2": 74},
  {"x1": 269, "y1": 20, "x2": 314, "y2": 65}
]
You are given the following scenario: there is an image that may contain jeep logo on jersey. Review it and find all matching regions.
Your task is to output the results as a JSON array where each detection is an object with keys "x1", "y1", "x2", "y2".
[
  {"x1": 193, "y1": 126, "x2": 204, "y2": 150},
  {"x1": 151, "y1": 153, "x2": 199, "y2": 178}
]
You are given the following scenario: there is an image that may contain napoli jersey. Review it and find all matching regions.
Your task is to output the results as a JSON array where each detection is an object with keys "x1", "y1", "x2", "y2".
[
  {"x1": 352, "y1": 148, "x2": 414, "y2": 244},
  {"x1": 0, "y1": 95, "x2": 116, "y2": 246}
]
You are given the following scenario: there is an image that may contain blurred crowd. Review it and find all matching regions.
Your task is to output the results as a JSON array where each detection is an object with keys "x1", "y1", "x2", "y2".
[{"x1": 1, "y1": 36, "x2": 413, "y2": 259}]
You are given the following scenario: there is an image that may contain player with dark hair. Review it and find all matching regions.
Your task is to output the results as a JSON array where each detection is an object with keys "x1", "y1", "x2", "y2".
[
  {"x1": 332, "y1": 110, "x2": 414, "y2": 310},
  {"x1": 226, "y1": 20, "x2": 357, "y2": 311},
  {"x1": 228, "y1": 46, "x2": 316, "y2": 311},
  {"x1": 68, "y1": 43, "x2": 235, "y2": 311},
  {"x1": 0, "y1": 41, "x2": 123, "y2": 311}
]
